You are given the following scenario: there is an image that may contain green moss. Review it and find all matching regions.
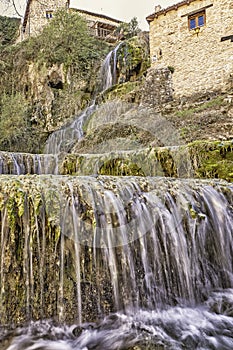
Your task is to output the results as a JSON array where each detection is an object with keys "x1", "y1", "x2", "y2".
[
  {"x1": 189, "y1": 207, "x2": 198, "y2": 219},
  {"x1": 61, "y1": 154, "x2": 84, "y2": 175},
  {"x1": 175, "y1": 96, "x2": 225, "y2": 118},
  {"x1": 101, "y1": 81, "x2": 140, "y2": 102},
  {"x1": 154, "y1": 148, "x2": 177, "y2": 177},
  {"x1": 98, "y1": 158, "x2": 145, "y2": 176},
  {"x1": 188, "y1": 140, "x2": 233, "y2": 182}
]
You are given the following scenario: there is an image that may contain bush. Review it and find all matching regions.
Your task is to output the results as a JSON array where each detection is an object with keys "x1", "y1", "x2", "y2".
[
  {"x1": 115, "y1": 17, "x2": 141, "y2": 39},
  {"x1": 24, "y1": 9, "x2": 108, "y2": 78},
  {"x1": 0, "y1": 93, "x2": 38, "y2": 152},
  {"x1": 0, "y1": 16, "x2": 20, "y2": 48}
]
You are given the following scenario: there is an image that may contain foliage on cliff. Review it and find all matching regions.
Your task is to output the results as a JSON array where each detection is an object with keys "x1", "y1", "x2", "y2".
[
  {"x1": 0, "y1": 15, "x2": 20, "y2": 48},
  {"x1": 0, "y1": 93, "x2": 45, "y2": 152},
  {"x1": 114, "y1": 17, "x2": 141, "y2": 39},
  {"x1": 21, "y1": 10, "x2": 107, "y2": 78},
  {"x1": 0, "y1": 10, "x2": 109, "y2": 153}
]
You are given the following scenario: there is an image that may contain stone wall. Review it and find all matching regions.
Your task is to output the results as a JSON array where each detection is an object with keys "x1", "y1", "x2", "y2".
[
  {"x1": 23, "y1": 0, "x2": 68, "y2": 38},
  {"x1": 141, "y1": 67, "x2": 173, "y2": 107},
  {"x1": 148, "y1": 0, "x2": 233, "y2": 98},
  {"x1": 22, "y1": 2, "x2": 120, "y2": 40}
]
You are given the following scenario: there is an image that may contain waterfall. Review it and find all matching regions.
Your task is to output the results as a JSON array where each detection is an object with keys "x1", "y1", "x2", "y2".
[
  {"x1": 100, "y1": 42, "x2": 122, "y2": 91},
  {"x1": 1, "y1": 43, "x2": 233, "y2": 350},
  {"x1": 0, "y1": 151, "x2": 58, "y2": 175},
  {"x1": 0, "y1": 176, "x2": 233, "y2": 348},
  {"x1": 0, "y1": 176, "x2": 232, "y2": 318},
  {"x1": 45, "y1": 44, "x2": 122, "y2": 155}
]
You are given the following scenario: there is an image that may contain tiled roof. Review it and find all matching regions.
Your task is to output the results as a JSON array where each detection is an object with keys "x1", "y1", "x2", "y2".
[{"x1": 146, "y1": 0, "x2": 199, "y2": 22}]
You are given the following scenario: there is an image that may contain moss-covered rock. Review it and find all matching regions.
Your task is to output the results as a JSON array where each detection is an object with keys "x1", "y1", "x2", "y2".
[
  {"x1": 60, "y1": 140, "x2": 233, "y2": 181},
  {"x1": 188, "y1": 140, "x2": 233, "y2": 182},
  {"x1": 115, "y1": 34, "x2": 150, "y2": 84}
]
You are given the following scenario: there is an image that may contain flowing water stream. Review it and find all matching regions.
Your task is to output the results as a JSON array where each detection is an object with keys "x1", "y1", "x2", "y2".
[
  {"x1": 0, "y1": 45, "x2": 233, "y2": 350},
  {"x1": 45, "y1": 43, "x2": 122, "y2": 156},
  {"x1": 0, "y1": 152, "x2": 58, "y2": 175}
]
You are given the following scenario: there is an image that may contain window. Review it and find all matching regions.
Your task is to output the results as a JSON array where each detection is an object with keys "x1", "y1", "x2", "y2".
[
  {"x1": 188, "y1": 11, "x2": 205, "y2": 30},
  {"x1": 46, "y1": 11, "x2": 53, "y2": 19}
]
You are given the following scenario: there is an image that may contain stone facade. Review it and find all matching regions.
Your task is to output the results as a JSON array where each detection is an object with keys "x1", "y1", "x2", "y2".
[
  {"x1": 22, "y1": 1, "x2": 121, "y2": 41},
  {"x1": 141, "y1": 67, "x2": 173, "y2": 107},
  {"x1": 147, "y1": 0, "x2": 233, "y2": 98},
  {"x1": 22, "y1": 0, "x2": 69, "y2": 39}
]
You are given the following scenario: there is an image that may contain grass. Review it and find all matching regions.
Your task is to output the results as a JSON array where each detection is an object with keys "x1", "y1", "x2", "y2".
[{"x1": 175, "y1": 96, "x2": 225, "y2": 118}]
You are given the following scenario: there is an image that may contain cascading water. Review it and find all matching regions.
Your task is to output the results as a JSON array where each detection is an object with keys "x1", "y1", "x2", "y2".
[
  {"x1": 44, "y1": 102, "x2": 96, "y2": 155},
  {"x1": 0, "y1": 44, "x2": 233, "y2": 350},
  {"x1": 0, "y1": 151, "x2": 58, "y2": 175},
  {"x1": 100, "y1": 43, "x2": 122, "y2": 91},
  {"x1": 0, "y1": 176, "x2": 233, "y2": 349},
  {"x1": 45, "y1": 43, "x2": 122, "y2": 156}
]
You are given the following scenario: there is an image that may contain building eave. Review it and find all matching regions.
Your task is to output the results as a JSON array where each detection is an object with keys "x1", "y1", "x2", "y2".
[
  {"x1": 73, "y1": 8, "x2": 122, "y2": 24},
  {"x1": 146, "y1": 0, "x2": 198, "y2": 23},
  {"x1": 22, "y1": 0, "x2": 31, "y2": 31},
  {"x1": 22, "y1": 3, "x2": 122, "y2": 32}
]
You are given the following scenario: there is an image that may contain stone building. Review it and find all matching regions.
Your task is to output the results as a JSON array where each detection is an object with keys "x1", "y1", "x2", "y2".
[
  {"x1": 22, "y1": 0, "x2": 69, "y2": 39},
  {"x1": 146, "y1": 0, "x2": 233, "y2": 98},
  {"x1": 21, "y1": 0, "x2": 121, "y2": 41},
  {"x1": 73, "y1": 9, "x2": 122, "y2": 41}
]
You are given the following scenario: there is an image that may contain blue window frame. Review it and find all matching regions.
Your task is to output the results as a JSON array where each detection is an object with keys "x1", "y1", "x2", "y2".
[
  {"x1": 189, "y1": 18, "x2": 196, "y2": 29},
  {"x1": 198, "y1": 15, "x2": 204, "y2": 27},
  {"x1": 188, "y1": 11, "x2": 205, "y2": 30}
]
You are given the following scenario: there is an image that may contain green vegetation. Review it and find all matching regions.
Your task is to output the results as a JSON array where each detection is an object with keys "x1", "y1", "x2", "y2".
[
  {"x1": 115, "y1": 17, "x2": 141, "y2": 39},
  {"x1": 0, "y1": 10, "x2": 109, "y2": 152},
  {"x1": 175, "y1": 96, "x2": 225, "y2": 118},
  {"x1": 22, "y1": 10, "x2": 108, "y2": 77},
  {"x1": 0, "y1": 15, "x2": 20, "y2": 48},
  {"x1": 0, "y1": 93, "x2": 42, "y2": 152}
]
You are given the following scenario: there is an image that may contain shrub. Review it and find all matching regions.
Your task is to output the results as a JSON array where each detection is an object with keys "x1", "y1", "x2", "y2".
[
  {"x1": 115, "y1": 17, "x2": 141, "y2": 39},
  {"x1": 0, "y1": 93, "x2": 36, "y2": 152},
  {"x1": 24, "y1": 9, "x2": 108, "y2": 78},
  {"x1": 0, "y1": 15, "x2": 20, "y2": 47}
]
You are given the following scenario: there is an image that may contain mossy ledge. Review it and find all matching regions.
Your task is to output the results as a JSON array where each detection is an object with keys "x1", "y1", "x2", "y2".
[{"x1": 60, "y1": 140, "x2": 233, "y2": 182}]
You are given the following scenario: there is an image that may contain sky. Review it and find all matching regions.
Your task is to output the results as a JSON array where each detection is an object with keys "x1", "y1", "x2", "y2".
[{"x1": 0, "y1": 0, "x2": 176, "y2": 30}]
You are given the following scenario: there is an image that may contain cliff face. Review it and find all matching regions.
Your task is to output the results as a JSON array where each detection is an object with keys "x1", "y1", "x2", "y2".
[{"x1": 0, "y1": 11, "x2": 109, "y2": 153}]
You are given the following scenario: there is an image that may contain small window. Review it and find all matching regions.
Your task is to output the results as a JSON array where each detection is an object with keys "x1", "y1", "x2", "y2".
[
  {"x1": 188, "y1": 11, "x2": 205, "y2": 30},
  {"x1": 46, "y1": 11, "x2": 53, "y2": 19},
  {"x1": 198, "y1": 15, "x2": 204, "y2": 26},
  {"x1": 189, "y1": 18, "x2": 196, "y2": 29}
]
